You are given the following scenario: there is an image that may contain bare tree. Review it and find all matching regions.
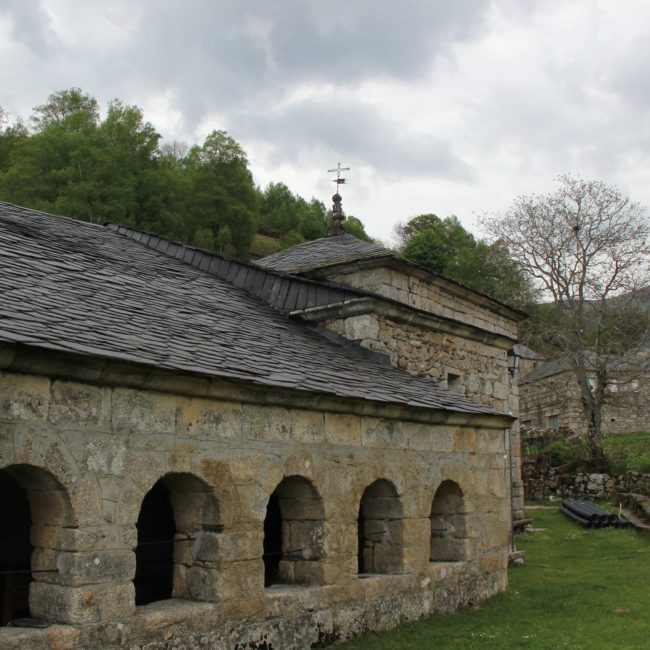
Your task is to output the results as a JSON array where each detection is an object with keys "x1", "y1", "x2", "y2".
[
  {"x1": 483, "y1": 175, "x2": 650, "y2": 464},
  {"x1": 160, "y1": 140, "x2": 189, "y2": 162}
]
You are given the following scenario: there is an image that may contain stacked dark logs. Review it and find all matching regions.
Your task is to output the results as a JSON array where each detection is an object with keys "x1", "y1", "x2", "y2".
[{"x1": 561, "y1": 499, "x2": 631, "y2": 528}]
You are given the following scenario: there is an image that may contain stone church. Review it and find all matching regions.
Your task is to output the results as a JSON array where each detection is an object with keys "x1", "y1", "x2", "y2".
[{"x1": 0, "y1": 198, "x2": 524, "y2": 649}]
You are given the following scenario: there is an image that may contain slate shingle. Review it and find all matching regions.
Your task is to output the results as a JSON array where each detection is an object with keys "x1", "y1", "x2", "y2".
[
  {"x1": 0, "y1": 202, "x2": 501, "y2": 417},
  {"x1": 255, "y1": 234, "x2": 390, "y2": 273}
]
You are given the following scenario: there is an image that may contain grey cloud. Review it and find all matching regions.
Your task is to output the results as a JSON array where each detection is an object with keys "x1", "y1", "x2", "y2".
[
  {"x1": 117, "y1": 0, "x2": 491, "y2": 126},
  {"x1": 0, "y1": 0, "x2": 58, "y2": 56},
  {"x1": 604, "y1": 33, "x2": 650, "y2": 110},
  {"x1": 233, "y1": 97, "x2": 474, "y2": 182}
]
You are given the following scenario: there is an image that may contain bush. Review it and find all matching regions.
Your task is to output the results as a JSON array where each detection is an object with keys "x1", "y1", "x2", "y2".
[
  {"x1": 547, "y1": 439, "x2": 586, "y2": 466},
  {"x1": 604, "y1": 431, "x2": 650, "y2": 473}
]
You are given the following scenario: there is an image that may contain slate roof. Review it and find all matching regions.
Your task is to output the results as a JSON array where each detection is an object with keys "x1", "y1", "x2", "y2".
[
  {"x1": 0, "y1": 202, "x2": 500, "y2": 416},
  {"x1": 521, "y1": 351, "x2": 644, "y2": 383},
  {"x1": 257, "y1": 232, "x2": 527, "y2": 321},
  {"x1": 255, "y1": 234, "x2": 391, "y2": 273},
  {"x1": 106, "y1": 223, "x2": 365, "y2": 314},
  {"x1": 520, "y1": 358, "x2": 569, "y2": 383}
]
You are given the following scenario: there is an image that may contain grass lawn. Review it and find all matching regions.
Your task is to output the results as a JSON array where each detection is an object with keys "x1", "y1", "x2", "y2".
[{"x1": 339, "y1": 509, "x2": 650, "y2": 649}]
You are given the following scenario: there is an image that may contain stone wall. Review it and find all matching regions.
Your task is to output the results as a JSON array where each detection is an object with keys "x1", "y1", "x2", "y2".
[
  {"x1": 323, "y1": 266, "x2": 519, "y2": 341},
  {"x1": 306, "y1": 260, "x2": 524, "y2": 525},
  {"x1": 523, "y1": 462, "x2": 650, "y2": 502},
  {"x1": 0, "y1": 348, "x2": 512, "y2": 649},
  {"x1": 322, "y1": 314, "x2": 511, "y2": 411},
  {"x1": 320, "y1": 312, "x2": 523, "y2": 522},
  {"x1": 520, "y1": 369, "x2": 650, "y2": 435}
]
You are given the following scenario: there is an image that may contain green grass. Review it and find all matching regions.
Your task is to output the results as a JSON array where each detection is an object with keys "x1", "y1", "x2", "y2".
[
  {"x1": 339, "y1": 510, "x2": 650, "y2": 649},
  {"x1": 604, "y1": 430, "x2": 650, "y2": 473}
]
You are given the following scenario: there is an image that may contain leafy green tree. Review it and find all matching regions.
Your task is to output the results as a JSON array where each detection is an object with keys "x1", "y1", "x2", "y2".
[
  {"x1": 0, "y1": 92, "x2": 164, "y2": 226},
  {"x1": 32, "y1": 88, "x2": 99, "y2": 131},
  {"x1": 398, "y1": 213, "x2": 534, "y2": 307},
  {"x1": 0, "y1": 109, "x2": 28, "y2": 173},
  {"x1": 260, "y1": 182, "x2": 301, "y2": 237},
  {"x1": 394, "y1": 213, "x2": 444, "y2": 247},
  {"x1": 400, "y1": 215, "x2": 476, "y2": 275},
  {"x1": 183, "y1": 130, "x2": 259, "y2": 258},
  {"x1": 342, "y1": 215, "x2": 372, "y2": 241},
  {"x1": 0, "y1": 100, "x2": 100, "y2": 215},
  {"x1": 0, "y1": 89, "x2": 372, "y2": 260},
  {"x1": 299, "y1": 199, "x2": 328, "y2": 240}
]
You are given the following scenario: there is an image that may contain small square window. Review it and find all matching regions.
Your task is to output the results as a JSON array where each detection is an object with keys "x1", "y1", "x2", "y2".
[
  {"x1": 547, "y1": 414, "x2": 559, "y2": 429},
  {"x1": 447, "y1": 373, "x2": 463, "y2": 392}
]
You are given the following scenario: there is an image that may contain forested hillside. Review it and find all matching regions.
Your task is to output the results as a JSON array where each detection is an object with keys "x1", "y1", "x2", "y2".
[{"x1": 0, "y1": 89, "x2": 370, "y2": 260}]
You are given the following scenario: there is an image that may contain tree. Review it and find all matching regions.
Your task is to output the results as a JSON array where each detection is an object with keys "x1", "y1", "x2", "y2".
[
  {"x1": 483, "y1": 175, "x2": 650, "y2": 464},
  {"x1": 393, "y1": 213, "x2": 445, "y2": 247},
  {"x1": 342, "y1": 215, "x2": 372, "y2": 242},
  {"x1": 0, "y1": 108, "x2": 28, "y2": 173},
  {"x1": 32, "y1": 88, "x2": 99, "y2": 131},
  {"x1": 183, "y1": 130, "x2": 259, "y2": 258},
  {"x1": 397, "y1": 213, "x2": 534, "y2": 306},
  {"x1": 400, "y1": 214, "x2": 476, "y2": 275}
]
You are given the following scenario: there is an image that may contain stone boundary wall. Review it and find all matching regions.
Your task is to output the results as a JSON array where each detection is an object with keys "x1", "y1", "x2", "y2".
[{"x1": 524, "y1": 462, "x2": 650, "y2": 501}]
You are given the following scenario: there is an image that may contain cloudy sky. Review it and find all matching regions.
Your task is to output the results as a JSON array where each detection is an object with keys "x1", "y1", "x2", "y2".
[{"x1": 1, "y1": 0, "x2": 649, "y2": 242}]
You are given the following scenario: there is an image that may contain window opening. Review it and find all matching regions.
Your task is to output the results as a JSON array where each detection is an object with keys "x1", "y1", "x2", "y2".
[
  {"x1": 357, "y1": 479, "x2": 403, "y2": 575},
  {"x1": 447, "y1": 373, "x2": 463, "y2": 393},
  {"x1": 263, "y1": 492, "x2": 282, "y2": 586},
  {"x1": 430, "y1": 480, "x2": 467, "y2": 562},
  {"x1": 135, "y1": 480, "x2": 175, "y2": 605},
  {"x1": 0, "y1": 472, "x2": 32, "y2": 625},
  {"x1": 263, "y1": 476, "x2": 324, "y2": 587}
]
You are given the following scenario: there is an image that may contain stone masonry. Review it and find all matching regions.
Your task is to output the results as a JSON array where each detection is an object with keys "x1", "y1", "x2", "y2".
[
  {"x1": 520, "y1": 364, "x2": 650, "y2": 435},
  {"x1": 295, "y1": 259, "x2": 526, "y2": 522},
  {"x1": 0, "y1": 346, "x2": 511, "y2": 649}
]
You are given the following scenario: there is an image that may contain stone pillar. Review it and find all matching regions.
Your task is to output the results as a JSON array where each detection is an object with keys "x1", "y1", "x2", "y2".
[{"x1": 508, "y1": 368, "x2": 525, "y2": 522}]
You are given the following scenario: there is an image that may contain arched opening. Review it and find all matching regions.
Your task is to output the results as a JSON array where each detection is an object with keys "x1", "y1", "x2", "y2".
[
  {"x1": 263, "y1": 476, "x2": 324, "y2": 587},
  {"x1": 263, "y1": 492, "x2": 282, "y2": 586},
  {"x1": 0, "y1": 472, "x2": 32, "y2": 625},
  {"x1": 134, "y1": 473, "x2": 220, "y2": 606},
  {"x1": 357, "y1": 479, "x2": 403, "y2": 575},
  {"x1": 135, "y1": 481, "x2": 175, "y2": 605},
  {"x1": 0, "y1": 464, "x2": 74, "y2": 626},
  {"x1": 430, "y1": 480, "x2": 468, "y2": 562}
]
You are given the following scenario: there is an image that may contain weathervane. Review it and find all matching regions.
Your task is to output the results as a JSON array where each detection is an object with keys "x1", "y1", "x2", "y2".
[
  {"x1": 327, "y1": 162, "x2": 350, "y2": 236},
  {"x1": 328, "y1": 162, "x2": 350, "y2": 190}
]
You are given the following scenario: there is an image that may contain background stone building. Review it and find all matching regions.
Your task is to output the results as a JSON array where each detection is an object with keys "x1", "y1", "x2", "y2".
[
  {"x1": 0, "y1": 201, "x2": 520, "y2": 649},
  {"x1": 519, "y1": 355, "x2": 650, "y2": 435}
]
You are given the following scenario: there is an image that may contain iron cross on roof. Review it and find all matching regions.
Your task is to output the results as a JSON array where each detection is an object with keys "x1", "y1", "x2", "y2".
[
  {"x1": 328, "y1": 162, "x2": 350, "y2": 190},
  {"x1": 327, "y1": 163, "x2": 350, "y2": 236}
]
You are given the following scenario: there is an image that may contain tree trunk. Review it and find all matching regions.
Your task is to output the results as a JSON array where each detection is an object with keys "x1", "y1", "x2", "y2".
[
  {"x1": 585, "y1": 406, "x2": 606, "y2": 467},
  {"x1": 574, "y1": 361, "x2": 606, "y2": 468}
]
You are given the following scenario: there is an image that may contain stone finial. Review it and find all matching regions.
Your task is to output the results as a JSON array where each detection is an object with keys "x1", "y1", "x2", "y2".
[{"x1": 330, "y1": 193, "x2": 346, "y2": 236}]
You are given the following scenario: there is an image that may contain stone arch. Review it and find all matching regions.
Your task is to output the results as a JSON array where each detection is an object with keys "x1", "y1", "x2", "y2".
[
  {"x1": 263, "y1": 475, "x2": 325, "y2": 587},
  {"x1": 357, "y1": 479, "x2": 403, "y2": 575},
  {"x1": 430, "y1": 480, "x2": 468, "y2": 562},
  {"x1": 0, "y1": 463, "x2": 74, "y2": 625},
  {"x1": 134, "y1": 472, "x2": 220, "y2": 606}
]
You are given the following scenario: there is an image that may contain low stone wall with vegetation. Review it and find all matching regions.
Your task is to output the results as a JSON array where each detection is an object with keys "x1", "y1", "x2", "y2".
[
  {"x1": 521, "y1": 427, "x2": 650, "y2": 506},
  {"x1": 524, "y1": 463, "x2": 650, "y2": 501}
]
